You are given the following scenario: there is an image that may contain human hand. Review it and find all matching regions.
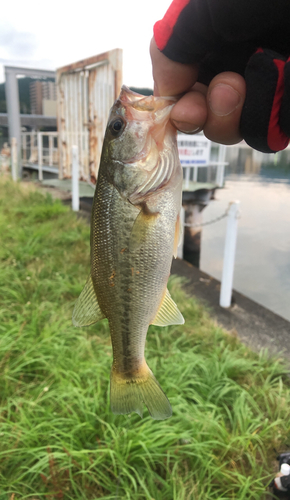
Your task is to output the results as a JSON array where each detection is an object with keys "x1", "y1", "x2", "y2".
[
  {"x1": 150, "y1": 0, "x2": 290, "y2": 153},
  {"x1": 150, "y1": 37, "x2": 246, "y2": 146}
]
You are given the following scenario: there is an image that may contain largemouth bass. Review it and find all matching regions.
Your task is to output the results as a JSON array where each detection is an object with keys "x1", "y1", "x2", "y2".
[{"x1": 73, "y1": 86, "x2": 184, "y2": 420}]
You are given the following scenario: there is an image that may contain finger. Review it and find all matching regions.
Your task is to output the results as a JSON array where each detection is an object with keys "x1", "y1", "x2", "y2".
[
  {"x1": 150, "y1": 37, "x2": 198, "y2": 96},
  {"x1": 204, "y1": 72, "x2": 246, "y2": 145},
  {"x1": 171, "y1": 89, "x2": 207, "y2": 133}
]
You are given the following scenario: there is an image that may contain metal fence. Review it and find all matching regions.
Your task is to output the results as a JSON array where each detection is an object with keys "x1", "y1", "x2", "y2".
[{"x1": 21, "y1": 132, "x2": 59, "y2": 180}]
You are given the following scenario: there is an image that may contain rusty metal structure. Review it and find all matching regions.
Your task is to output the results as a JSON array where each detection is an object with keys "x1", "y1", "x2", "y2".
[{"x1": 56, "y1": 49, "x2": 122, "y2": 181}]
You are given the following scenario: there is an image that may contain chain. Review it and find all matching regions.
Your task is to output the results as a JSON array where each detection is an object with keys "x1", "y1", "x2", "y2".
[{"x1": 183, "y1": 207, "x2": 229, "y2": 228}]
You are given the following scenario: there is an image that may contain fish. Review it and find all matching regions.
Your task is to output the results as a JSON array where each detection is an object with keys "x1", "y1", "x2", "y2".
[{"x1": 73, "y1": 85, "x2": 184, "y2": 420}]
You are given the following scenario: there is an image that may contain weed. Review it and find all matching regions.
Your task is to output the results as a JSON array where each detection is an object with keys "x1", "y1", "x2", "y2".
[{"x1": 0, "y1": 179, "x2": 289, "y2": 499}]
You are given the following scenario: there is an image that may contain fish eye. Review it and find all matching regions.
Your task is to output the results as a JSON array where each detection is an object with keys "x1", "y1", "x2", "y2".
[{"x1": 109, "y1": 117, "x2": 125, "y2": 136}]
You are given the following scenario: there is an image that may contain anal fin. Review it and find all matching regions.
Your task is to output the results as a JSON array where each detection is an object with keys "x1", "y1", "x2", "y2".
[
  {"x1": 151, "y1": 288, "x2": 184, "y2": 327},
  {"x1": 72, "y1": 274, "x2": 105, "y2": 327}
]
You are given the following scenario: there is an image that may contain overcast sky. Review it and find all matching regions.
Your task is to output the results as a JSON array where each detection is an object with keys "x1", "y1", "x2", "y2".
[{"x1": 0, "y1": 0, "x2": 172, "y2": 87}]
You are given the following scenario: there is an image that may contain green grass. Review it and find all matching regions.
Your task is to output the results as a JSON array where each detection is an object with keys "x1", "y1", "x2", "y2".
[{"x1": 0, "y1": 178, "x2": 290, "y2": 499}]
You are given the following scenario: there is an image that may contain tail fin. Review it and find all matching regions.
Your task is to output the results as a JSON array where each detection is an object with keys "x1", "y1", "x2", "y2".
[{"x1": 110, "y1": 363, "x2": 172, "y2": 420}]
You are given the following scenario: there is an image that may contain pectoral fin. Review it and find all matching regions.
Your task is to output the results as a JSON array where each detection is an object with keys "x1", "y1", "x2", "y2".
[
  {"x1": 151, "y1": 288, "x2": 184, "y2": 327},
  {"x1": 129, "y1": 205, "x2": 159, "y2": 253},
  {"x1": 72, "y1": 274, "x2": 105, "y2": 327}
]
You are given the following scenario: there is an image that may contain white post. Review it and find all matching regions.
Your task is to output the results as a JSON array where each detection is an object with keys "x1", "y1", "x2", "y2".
[
  {"x1": 177, "y1": 206, "x2": 185, "y2": 259},
  {"x1": 11, "y1": 137, "x2": 18, "y2": 181},
  {"x1": 31, "y1": 133, "x2": 34, "y2": 161},
  {"x1": 193, "y1": 165, "x2": 198, "y2": 182},
  {"x1": 72, "y1": 145, "x2": 79, "y2": 211},
  {"x1": 219, "y1": 201, "x2": 240, "y2": 308},
  {"x1": 216, "y1": 144, "x2": 226, "y2": 187},
  {"x1": 49, "y1": 135, "x2": 53, "y2": 166},
  {"x1": 218, "y1": 143, "x2": 226, "y2": 164},
  {"x1": 37, "y1": 132, "x2": 43, "y2": 181},
  {"x1": 216, "y1": 164, "x2": 225, "y2": 188},
  {"x1": 22, "y1": 134, "x2": 26, "y2": 162}
]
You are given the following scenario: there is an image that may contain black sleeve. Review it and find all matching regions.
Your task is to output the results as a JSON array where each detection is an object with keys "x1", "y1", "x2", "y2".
[
  {"x1": 154, "y1": 0, "x2": 290, "y2": 153},
  {"x1": 154, "y1": 0, "x2": 290, "y2": 85}
]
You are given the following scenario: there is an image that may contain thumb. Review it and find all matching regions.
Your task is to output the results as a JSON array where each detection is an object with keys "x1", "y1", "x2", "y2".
[{"x1": 150, "y1": 37, "x2": 198, "y2": 96}]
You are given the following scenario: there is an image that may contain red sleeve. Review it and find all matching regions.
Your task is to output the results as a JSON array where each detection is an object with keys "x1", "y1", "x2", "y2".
[
  {"x1": 154, "y1": 0, "x2": 191, "y2": 51},
  {"x1": 153, "y1": 0, "x2": 216, "y2": 65}
]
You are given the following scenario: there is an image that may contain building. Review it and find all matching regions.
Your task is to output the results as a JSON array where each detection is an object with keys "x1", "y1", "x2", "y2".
[{"x1": 30, "y1": 80, "x2": 57, "y2": 116}]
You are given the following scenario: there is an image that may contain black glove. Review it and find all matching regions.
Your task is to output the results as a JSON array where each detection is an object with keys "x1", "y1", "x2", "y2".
[
  {"x1": 240, "y1": 49, "x2": 290, "y2": 153},
  {"x1": 154, "y1": 0, "x2": 290, "y2": 152}
]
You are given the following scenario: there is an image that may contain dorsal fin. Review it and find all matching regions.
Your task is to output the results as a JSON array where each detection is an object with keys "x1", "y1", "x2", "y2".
[
  {"x1": 72, "y1": 274, "x2": 105, "y2": 327},
  {"x1": 151, "y1": 288, "x2": 184, "y2": 327}
]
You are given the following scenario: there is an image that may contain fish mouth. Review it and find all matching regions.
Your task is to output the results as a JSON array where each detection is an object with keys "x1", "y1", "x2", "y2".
[
  {"x1": 118, "y1": 85, "x2": 177, "y2": 112},
  {"x1": 120, "y1": 86, "x2": 176, "y2": 165}
]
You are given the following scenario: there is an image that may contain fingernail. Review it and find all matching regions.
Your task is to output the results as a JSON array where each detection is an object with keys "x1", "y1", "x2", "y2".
[
  {"x1": 209, "y1": 84, "x2": 241, "y2": 116},
  {"x1": 172, "y1": 120, "x2": 200, "y2": 134}
]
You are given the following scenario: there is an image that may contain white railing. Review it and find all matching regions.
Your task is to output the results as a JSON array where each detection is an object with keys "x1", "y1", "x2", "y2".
[
  {"x1": 182, "y1": 143, "x2": 228, "y2": 188},
  {"x1": 179, "y1": 135, "x2": 227, "y2": 188},
  {"x1": 183, "y1": 162, "x2": 226, "y2": 188},
  {"x1": 21, "y1": 131, "x2": 59, "y2": 180},
  {"x1": 19, "y1": 131, "x2": 227, "y2": 187}
]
